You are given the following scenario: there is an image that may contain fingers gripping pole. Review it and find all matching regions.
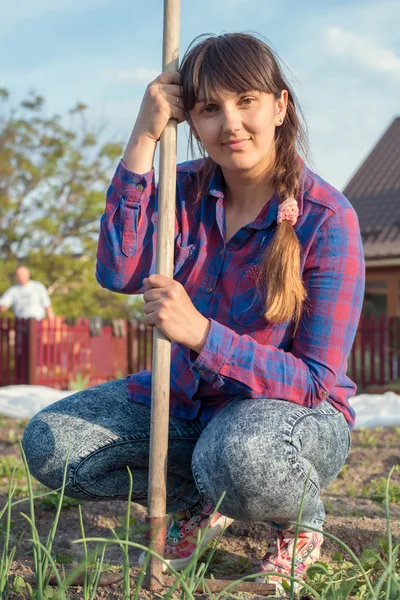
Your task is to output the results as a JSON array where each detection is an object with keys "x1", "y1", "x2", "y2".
[{"x1": 144, "y1": 0, "x2": 180, "y2": 591}]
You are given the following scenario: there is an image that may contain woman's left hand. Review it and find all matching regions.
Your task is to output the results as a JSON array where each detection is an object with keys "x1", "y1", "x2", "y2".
[{"x1": 143, "y1": 274, "x2": 210, "y2": 353}]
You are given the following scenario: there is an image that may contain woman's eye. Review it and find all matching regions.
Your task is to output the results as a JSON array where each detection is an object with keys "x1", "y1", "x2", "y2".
[
  {"x1": 241, "y1": 97, "x2": 255, "y2": 105},
  {"x1": 201, "y1": 105, "x2": 217, "y2": 114}
]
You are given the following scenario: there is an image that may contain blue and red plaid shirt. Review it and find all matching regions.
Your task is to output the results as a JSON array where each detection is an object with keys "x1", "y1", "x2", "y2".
[{"x1": 97, "y1": 158, "x2": 365, "y2": 428}]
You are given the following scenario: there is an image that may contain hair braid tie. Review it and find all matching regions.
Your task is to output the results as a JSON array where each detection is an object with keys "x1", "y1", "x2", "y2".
[{"x1": 277, "y1": 198, "x2": 299, "y2": 226}]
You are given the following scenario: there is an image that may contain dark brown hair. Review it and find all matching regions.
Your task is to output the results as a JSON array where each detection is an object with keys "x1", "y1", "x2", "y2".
[{"x1": 179, "y1": 32, "x2": 309, "y2": 326}]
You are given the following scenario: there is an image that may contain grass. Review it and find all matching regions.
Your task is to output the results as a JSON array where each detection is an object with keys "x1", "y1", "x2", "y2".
[
  {"x1": 363, "y1": 478, "x2": 400, "y2": 504},
  {"x1": 357, "y1": 430, "x2": 380, "y2": 449},
  {"x1": 0, "y1": 454, "x2": 85, "y2": 509},
  {"x1": 0, "y1": 444, "x2": 399, "y2": 599},
  {"x1": 68, "y1": 373, "x2": 91, "y2": 392}
]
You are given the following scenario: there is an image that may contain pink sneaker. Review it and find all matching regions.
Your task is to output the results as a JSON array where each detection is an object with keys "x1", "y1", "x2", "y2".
[
  {"x1": 139, "y1": 504, "x2": 234, "y2": 572},
  {"x1": 256, "y1": 527, "x2": 323, "y2": 594}
]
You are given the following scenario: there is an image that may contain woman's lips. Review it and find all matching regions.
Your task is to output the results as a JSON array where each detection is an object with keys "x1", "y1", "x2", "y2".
[{"x1": 222, "y1": 139, "x2": 249, "y2": 150}]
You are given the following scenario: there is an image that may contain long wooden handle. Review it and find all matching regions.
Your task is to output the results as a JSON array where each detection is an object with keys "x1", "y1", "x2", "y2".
[{"x1": 144, "y1": 0, "x2": 180, "y2": 590}]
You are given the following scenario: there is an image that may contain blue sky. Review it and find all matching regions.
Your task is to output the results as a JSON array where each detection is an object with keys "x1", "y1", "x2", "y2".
[{"x1": 1, "y1": 0, "x2": 400, "y2": 190}]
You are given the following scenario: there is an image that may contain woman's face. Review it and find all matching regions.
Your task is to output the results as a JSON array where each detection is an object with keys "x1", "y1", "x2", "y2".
[{"x1": 189, "y1": 88, "x2": 287, "y2": 177}]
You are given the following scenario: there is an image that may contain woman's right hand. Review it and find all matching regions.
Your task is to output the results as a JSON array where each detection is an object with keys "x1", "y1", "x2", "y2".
[{"x1": 132, "y1": 71, "x2": 186, "y2": 143}]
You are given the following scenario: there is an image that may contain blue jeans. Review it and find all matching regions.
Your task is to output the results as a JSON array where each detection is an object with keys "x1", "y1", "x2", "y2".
[{"x1": 22, "y1": 379, "x2": 350, "y2": 530}]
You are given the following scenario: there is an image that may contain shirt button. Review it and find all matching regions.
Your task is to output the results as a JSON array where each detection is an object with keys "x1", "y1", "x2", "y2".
[
  {"x1": 135, "y1": 183, "x2": 144, "y2": 192},
  {"x1": 245, "y1": 226, "x2": 252, "y2": 231},
  {"x1": 219, "y1": 249, "x2": 224, "y2": 255},
  {"x1": 207, "y1": 287, "x2": 213, "y2": 293},
  {"x1": 199, "y1": 369, "x2": 205, "y2": 376},
  {"x1": 321, "y1": 390, "x2": 328, "y2": 397}
]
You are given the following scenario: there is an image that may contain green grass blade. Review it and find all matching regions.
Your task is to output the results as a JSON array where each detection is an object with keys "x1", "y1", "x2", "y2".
[
  {"x1": 29, "y1": 538, "x2": 67, "y2": 599},
  {"x1": 20, "y1": 442, "x2": 43, "y2": 597},
  {"x1": 42, "y1": 440, "x2": 71, "y2": 586},
  {"x1": 124, "y1": 466, "x2": 133, "y2": 600},
  {"x1": 134, "y1": 544, "x2": 151, "y2": 600},
  {"x1": 384, "y1": 466, "x2": 396, "y2": 600},
  {"x1": 289, "y1": 468, "x2": 311, "y2": 600},
  {"x1": 89, "y1": 545, "x2": 106, "y2": 600},
  {"x1": 78, "y1": 504, "x2": 89, "y2": 597},
  {"x1": 213, "y1": 569, "x2": 321, "y2": 600},
  {"x1": 180, "y1": 494, "x2": 227, "y2": 593},
  {"x1": 72, "y1": 537, "x2": 195, "y2": 600},
  {"x1": 0, "y1": 464, "x2": 16, "y2": 598}
]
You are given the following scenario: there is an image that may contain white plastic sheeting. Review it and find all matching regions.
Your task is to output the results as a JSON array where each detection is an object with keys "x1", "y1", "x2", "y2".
[
  {"x1": 0, "y1": 385, "x2": 74, "y2": 419},
  {"x1": 0, "y1": 385, "x2": 399, "y2": 428},
  {"x1": 349, "y1": 391, "x2": 400, "y2": 428}
]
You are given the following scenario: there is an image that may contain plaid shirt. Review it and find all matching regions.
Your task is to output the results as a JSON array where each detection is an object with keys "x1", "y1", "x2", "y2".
[{"x1": 97, "y1": 158, "x2": 365, "y2": 428}]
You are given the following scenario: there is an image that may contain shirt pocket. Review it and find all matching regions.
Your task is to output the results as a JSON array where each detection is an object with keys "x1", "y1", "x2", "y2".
[
  {"x1": 231, "y1": 262, "x2": 269, "y2": 329},
  {"x1": 231, "y1": 261, "x2": 296, "y2": 346},
  {"x1": 121, "y1": 199, "x2": 138, "y2": 257},
  {"x1": 173, "y1": 241, "x2": 196, "y2": 283}
]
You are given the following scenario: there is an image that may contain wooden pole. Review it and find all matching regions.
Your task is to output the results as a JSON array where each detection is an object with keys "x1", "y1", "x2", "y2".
[
  {"x1": 48, "y1": 571, "x2": 277, "y2": 595},
  {"x1": 143, "y1": 0, "x2": 180, "y2": 590}
]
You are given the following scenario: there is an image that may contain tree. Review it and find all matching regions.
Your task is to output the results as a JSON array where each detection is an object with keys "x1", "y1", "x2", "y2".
[{"x1": 0, "y1": 88, "x2": 144, "y2": 319}]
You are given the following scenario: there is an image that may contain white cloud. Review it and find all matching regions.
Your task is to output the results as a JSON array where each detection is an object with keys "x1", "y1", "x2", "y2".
[
  {"x1": 326, "y1": 27, "x2": 400, "y2": 82},
  {"x1": 280, "y1": 1, "x2": 400, "y2": 188},
  {"x1": 2, "y1": 0, "x2": 400, "y2": 192},
  {"x1": 102, "y1": 67, "x2": 159, "y2": 84}
]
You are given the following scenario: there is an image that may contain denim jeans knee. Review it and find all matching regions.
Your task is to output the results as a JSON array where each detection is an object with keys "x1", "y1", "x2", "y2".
[
  {"x1": 191, "y1": 398, "x2": 350, "y2": 528},
  {"x1": 22, "y1": 379, "x2": 205, "y2": 508}
]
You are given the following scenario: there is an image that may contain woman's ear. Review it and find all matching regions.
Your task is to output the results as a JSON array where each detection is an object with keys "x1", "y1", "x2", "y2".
[{"x1": 275, "y1": 90, "x2": 288, "y2": 126}]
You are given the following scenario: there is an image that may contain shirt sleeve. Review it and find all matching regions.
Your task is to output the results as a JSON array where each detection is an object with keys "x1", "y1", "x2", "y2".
[
  {"x1": 96, "y1": 159, "x2": 158, "y2": 294},
  {"x1": 190, "y1": 207, "x2": 365, "y2": 408},
  {"x1": 0, "y1": 288, "x2": 14, "y2": 309},
  {"x1": 39, "y1": 284, "x2": 51, "y2": 308}
]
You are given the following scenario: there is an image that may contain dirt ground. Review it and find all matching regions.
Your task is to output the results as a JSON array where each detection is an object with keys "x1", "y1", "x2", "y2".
[{"x1": 0, "y1": 416, "x2": 399, "y2": 599}]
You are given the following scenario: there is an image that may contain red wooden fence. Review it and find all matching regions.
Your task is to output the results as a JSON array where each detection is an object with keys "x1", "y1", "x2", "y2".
[
  {"x1": 1, "y1": 316, "x2": 399, "y2": 391},
  {"x1": 348, "y1": 316, "x2": 400, "y2": 389},
  {"x1": 0, "y1": 318, "x2": 30, "y2": 385},
  {"x1": 0, "y1": 318, "x2": 153, "y2": 389}
]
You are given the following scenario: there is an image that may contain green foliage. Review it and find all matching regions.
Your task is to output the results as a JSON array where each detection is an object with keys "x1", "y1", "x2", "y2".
[
  {"x1": 357, "y1": 429, "x2": 379, "y2": 448},
  {"x1": 38, "y1": 491, "x2": 84, "y2": 511},
  {"x1": 1, "y1": 441, "x2": 399, "y2": 598},
  {"x1": 0, "y1": 89, "x2": 145, "y2": 320},
  {"x1": 0, "y1": 456, "x2": 26, "y2": 481},
  {"x1": 363, "y1": 477, "x2": 400, "y2": 504},
  {"x1": 9, "y1": 574, "x2": 33, "y2": 598},
  {"x1": 8, "y1": 429, "x2": 18, "y2": 445},
  {"x1": 68, "y1": 372, "x2": 91, "y2": 391},
  {"x1": 305, "y1": 541, "x2": 400, "y2": 598}
]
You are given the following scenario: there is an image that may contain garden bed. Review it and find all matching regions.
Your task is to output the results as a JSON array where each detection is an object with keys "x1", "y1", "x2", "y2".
[{"x1": 1, "y1": 415, "x2": 399, "y2": 599}]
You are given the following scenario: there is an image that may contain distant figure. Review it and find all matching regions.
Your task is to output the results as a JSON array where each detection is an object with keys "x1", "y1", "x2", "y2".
[{"x1": 0, "y1": 265, "x2": 55, "y2": 321}]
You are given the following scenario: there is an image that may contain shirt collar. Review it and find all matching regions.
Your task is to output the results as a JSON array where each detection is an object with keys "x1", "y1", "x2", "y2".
[
  {"x1": 207, "y1": 158, "x2": 306, "y2": 230},
  {"x1": 208, "y1": 164, "x2": 225, "y2": 199}
]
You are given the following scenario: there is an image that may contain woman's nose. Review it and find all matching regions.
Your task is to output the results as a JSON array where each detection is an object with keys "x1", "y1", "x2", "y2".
[{"x1": 221, "y1": 108, "x2": 241, "y2": 133}]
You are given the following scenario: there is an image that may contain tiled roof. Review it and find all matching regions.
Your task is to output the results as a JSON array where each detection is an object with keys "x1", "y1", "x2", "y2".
[
  {"x1": 362, "y1": 224, "x2": 400, "y2": 259},
  {"x1": 343, "y1": 117, "x2": 400, "y2": 260}
]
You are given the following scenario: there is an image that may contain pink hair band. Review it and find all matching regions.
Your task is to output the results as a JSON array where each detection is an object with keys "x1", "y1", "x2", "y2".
[{"x1": 277, "y1": 198, "x2": 299, "y2": 226}]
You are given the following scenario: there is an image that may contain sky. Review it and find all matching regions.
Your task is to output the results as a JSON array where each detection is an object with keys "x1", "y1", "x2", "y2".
[{"x1": 1, "y1": 0, "x2": 400, "y2": 191}]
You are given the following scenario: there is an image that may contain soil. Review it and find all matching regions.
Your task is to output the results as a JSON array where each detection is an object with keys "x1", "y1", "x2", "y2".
[{"x1": 0, "y1": 417, "x2": 399, "y2": 599}]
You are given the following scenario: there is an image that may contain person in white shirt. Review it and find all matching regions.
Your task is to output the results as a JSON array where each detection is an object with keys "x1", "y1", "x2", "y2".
[{"x1": 0, "y1": 265, "x2": 55, "y2": 321}]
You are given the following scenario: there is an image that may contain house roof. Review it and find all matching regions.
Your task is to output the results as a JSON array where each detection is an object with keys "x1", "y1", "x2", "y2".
[{"x1": 343, "y1": 117, "x2": 400, "y2": 261}]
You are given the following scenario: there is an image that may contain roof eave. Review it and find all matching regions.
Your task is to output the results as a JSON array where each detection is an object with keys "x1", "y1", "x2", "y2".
[{"x1": 365, "y1": 257, "x2": 400, "y2": 268}]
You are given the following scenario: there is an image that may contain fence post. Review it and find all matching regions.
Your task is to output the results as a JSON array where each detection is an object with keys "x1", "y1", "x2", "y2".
[
  {"x1": 27, "y1": 319, "x2": 37, "y2": 385},
  {"x1": 397, "y1": 317, "x2": 400, "y2": 383},
  {"x1": 127, "y1": 320, "x2": 132, "y2": 374},
  {"x1": 127, "y1": 320, "x2": 139, "y2": 374}
]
